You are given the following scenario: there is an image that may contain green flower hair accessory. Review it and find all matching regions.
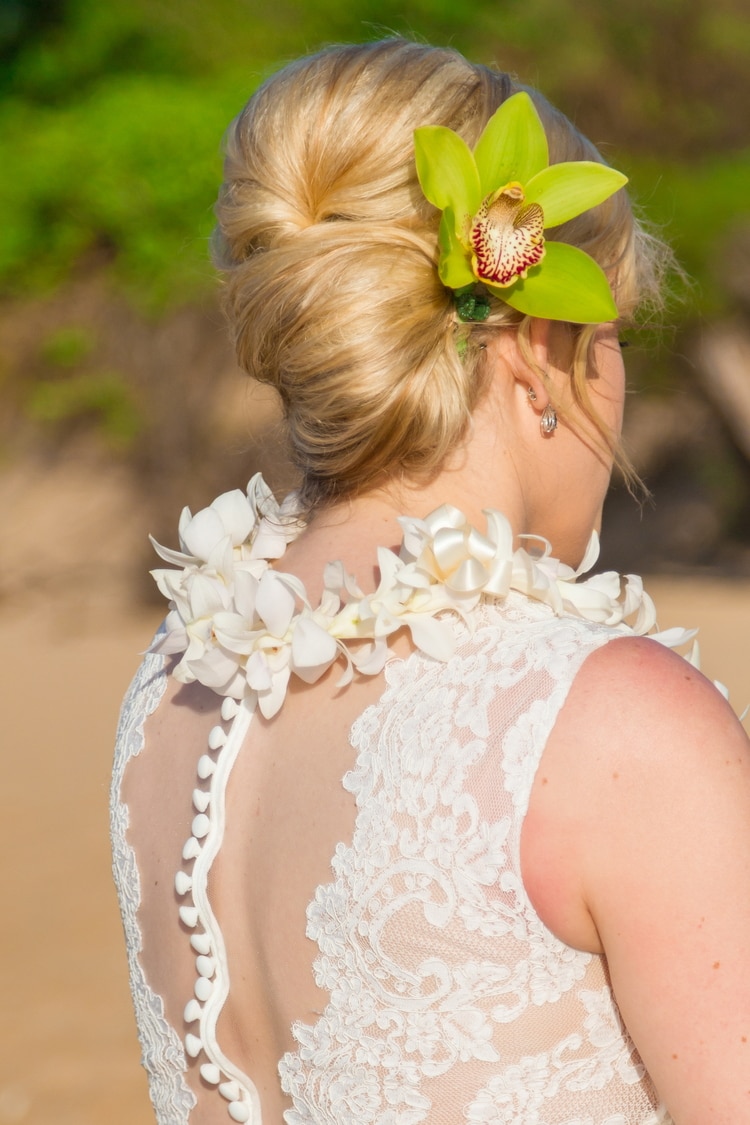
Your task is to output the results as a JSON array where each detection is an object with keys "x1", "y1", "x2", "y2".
[{"x1": 414, "y1": 91, "x2": 628, "y2": 324}]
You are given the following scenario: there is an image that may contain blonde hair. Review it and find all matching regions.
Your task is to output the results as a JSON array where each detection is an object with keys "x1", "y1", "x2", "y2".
[{"x1": 213, "y1": 39, "x2": 661, "y2": 511}]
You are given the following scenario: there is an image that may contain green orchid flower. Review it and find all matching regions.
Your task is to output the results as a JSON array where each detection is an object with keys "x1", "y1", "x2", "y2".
[{"x1": 414, "y1": 92, "x2": 628, "y2": 324}]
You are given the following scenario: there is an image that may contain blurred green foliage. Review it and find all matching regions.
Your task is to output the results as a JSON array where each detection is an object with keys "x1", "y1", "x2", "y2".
[
  {"x1": 40, "y1": 325, "x2": 95, "y2": 366},
  {"x1": 26, "y1": 370, "x2": 143, "y2": 449},
  {"x1": 1, "y1": 0, "x2": 747, "y2": 312},
  {"x1": 0, "y1": 72, "x2": 250, "y2": 307}
]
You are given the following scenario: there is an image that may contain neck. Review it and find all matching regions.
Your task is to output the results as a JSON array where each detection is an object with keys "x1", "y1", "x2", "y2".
[{"x1": 282, "y1": 392, "x2": 531, "y2": 603}]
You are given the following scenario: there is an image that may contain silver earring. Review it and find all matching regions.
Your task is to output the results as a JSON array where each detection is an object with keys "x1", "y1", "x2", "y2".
[
  {"x1": 527, "y1": 387, "x2": 537, "y2": 401},
  {"x1": 540, "y1": 404, "x2": 557, "y2": 435}
]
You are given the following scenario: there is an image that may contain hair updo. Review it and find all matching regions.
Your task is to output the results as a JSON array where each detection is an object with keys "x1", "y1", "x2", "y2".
[{"x1": 213, "y1": 39, "x2": 658, "y2": 512}]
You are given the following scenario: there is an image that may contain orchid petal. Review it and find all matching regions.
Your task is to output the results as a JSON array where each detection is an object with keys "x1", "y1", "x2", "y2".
[
  {"x1": 171, "y1": 658, "x2": 197, "y2": 685},
  {"x1": 473, "y1": 92, "x2": 548, "y2": 195},
  {"x1": 291, "y1": 617, "x2": 339, "y2": 683},
  {"x1": 622, "y1": 579, "x2": 657, "y2": 634},
  {"x1": 257, "y1": 664, "x2": 292, "y2": 719},
  {"x1": 334, "y1": 649, "x2": 355, "y2": 689},
  {"x1": 375, "y1": 547, "x2": 405, "y2": 590},
  {"x1": 189, "y1": 647, "x2": 243, "y2": 693},
  {"x1": 177, "y1": 505, "x2": 194, "y2": 547},
  {"x1": 524, "y1": 162, "x2": 627, "y2": 229},
  {"x1": 324, "y1": 560, "x2": 364, "y2": 599},
  {"x1": 210, "y1": 489, "x2": 255, "y2": 544},
  {"x1": 232, "y1": 567, "x2": 259, "y2": 620},
  {"x1": 180, "y1": 507, "x2": 227, "y2": 562},
  {"x1": 150, "y1": 620, "x2": 187, "y2": 655},
  {"x1": 212, "y1": 612, "x2": 258, "y2": 655},
  {"x1": 558, "y1": 581, "x2": 618, "y2": 623},
  {"x1": 188, "y1": 572, "x2": 231, "y2": 619},
  {"x1": 438, "y1": 211, "x2": 477, "y2": 287},
  {"x1": 246, "y1": 472, "x2": 277, "y2": 519},
  {"x1": 500, "y1": 241, "x2": 618, "y2": 323},
  {"x1": 583, "y1": 571, "x2": 623, "y2": 599},
  {"x1": 206, "y1": 534, "x2": 234, "y2": 578},
  {"x1": 651, "y1": 626, "x2": 699, "y2": 650},
  {"x1": 407, "y1": 615, "x2": 456, "y2": 661},
  {"x1": 150, "y1": 566, "x2": 185, "y2": 604},
  {"x1": 245, "y1": 650, "x2": 272, "y2": 691},
  {"x1": 149, "y1": 535, "x2": 195, "y2": 568},
  {"x1": 351, "y1": 638, "x2": 389, "y2": 676},
  {"x1": 414, "y1": 125, "x2": 481, "y2": 220},
  {"x1": 252, "y1": 516, "x2": 296, "y2": 560},
  {"x1": 255, "y1": 571, "x2": 297, "y2": 638},
  {"x1": 574, "y1": 531, "x2": 601, "y2": 577}
]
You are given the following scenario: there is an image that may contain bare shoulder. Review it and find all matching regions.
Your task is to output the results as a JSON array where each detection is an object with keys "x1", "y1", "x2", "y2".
[
  {"x1": 523, "y1": 633, "x2": 750, "y2": 1122},
  {"x1": 522, "y1": 633, "x2": 750, "y2": 950},
  {"x1": 564, "y1": 633, "x2": 746, "y2": 750}
]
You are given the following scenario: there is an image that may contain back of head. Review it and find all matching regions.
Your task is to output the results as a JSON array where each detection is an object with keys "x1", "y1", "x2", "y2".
[{"x1": 213, "y1": 39, "x2": 652, "y2": 512}]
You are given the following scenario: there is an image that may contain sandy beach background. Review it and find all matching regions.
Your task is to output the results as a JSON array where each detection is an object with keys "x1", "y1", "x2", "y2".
[{"x1": 2, "y1": 455, "x2": 749, "y2": 1125}]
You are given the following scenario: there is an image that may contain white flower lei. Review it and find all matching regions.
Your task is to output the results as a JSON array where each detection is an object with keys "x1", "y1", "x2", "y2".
[{"x1": 150, "y1": 473, "x2": 699, "y2": 719}]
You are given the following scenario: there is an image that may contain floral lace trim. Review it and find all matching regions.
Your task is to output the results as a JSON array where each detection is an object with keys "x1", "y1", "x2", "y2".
[{"x1": 111, "y1": 645, "x2": 197, "y2": 1123}]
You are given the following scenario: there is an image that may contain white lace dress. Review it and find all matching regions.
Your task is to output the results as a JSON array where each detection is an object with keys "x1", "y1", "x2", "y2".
[{"x1": 111, "y1": 481, "x2": 675, "y2": 1124}]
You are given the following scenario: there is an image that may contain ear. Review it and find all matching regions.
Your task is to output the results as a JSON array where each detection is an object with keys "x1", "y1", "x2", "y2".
[{"x1": 514, "y1": 318, "x2": 552, "y2": 408}]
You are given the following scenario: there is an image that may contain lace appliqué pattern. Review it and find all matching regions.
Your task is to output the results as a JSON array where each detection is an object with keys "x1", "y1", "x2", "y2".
[
  {"x1": 278, "y1": 599, "x2": 669, "y2": 1124},
  {"x1": 111, "y1": 644, "x2": 197, "y2": 1123}
]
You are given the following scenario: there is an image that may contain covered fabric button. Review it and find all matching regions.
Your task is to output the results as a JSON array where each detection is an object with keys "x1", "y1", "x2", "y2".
[
  {"x1": 190, "y1": 933, "x2": 211, "y2": 955},
  {"x1": 184, "y1": 999, "x2": 202, "y2": 1023},
  {"x1": 196, "y1": 955, "x2": 215, "y2": 978},
  {"x1": 221, "y1": 698, "x2": 239, "y2": 721},
  {"x1": 183, "y1": 837, "x2": 201, "y2": 860},
  {"x1": 195, "y1": 977, "x2": 213, "y2": 1002},
  {"x1": 228, "y1": 1101, "x2": 250, "y2": 1122},
  {"x1": 193, "y1": 788, "x2": 210, "y2": 812},
  {"x1": 192, "y1": 813, "x2": 211, "y2": 839},
  {"x1": 184, "y1": 1033, "x2": 202, "y2": 1058},
  {"x1": 174, "y1": 871, "x2": 192, "y2": 896},
  {"x1": 200, "y1": 1063, "x2": 221, "y2": 1085},
  {"x1": 197, "y1": 754, "x2": 215, "y2": 779},
  {"x1": 179, "y1": 906, "x2": 199, "y2": 928},
  {"x1": 208, "y1": 725, "x2": 227, "y2": 750}
]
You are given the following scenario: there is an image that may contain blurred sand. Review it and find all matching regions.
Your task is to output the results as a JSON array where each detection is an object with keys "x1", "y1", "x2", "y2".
[{"x1": 2, "y1": 460, "x2": 749, "y2": 1125}]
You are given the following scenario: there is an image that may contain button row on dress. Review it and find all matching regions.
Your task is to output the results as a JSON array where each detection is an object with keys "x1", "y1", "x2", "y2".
[{"x1": 174, "y1": 704, "x2": 253, "y2": 1123}]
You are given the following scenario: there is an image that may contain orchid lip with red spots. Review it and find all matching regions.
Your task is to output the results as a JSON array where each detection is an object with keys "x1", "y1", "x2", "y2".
[{"x1": 470, "y1": 182, "x2": 545, "y2": 287}]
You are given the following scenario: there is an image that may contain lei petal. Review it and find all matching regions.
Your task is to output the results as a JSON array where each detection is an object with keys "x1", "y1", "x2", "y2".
[
  {"x1": 291, "y1": 616, "x2": 340, "y2": 684},
  {"x1": 210, "y1": 489, "x2": 256, "y2": 545},
  {"x1": 180, "y1": 507, "x2": 227, "y2": 562}
]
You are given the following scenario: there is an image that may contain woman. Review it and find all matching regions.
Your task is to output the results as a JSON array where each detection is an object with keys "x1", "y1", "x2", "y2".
[{"x1": 112, "y1": 39, "x2": 750, "y2": 1124}]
